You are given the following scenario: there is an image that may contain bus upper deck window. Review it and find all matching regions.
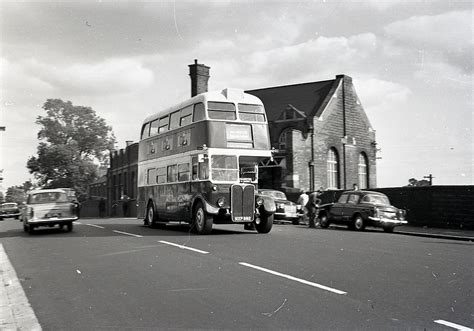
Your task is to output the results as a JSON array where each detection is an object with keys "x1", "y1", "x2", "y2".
[
  {"x1": 193, "y1": 103, "x2": 205, "y2": 122},
  {"x1": 208, "y1": 102, "x2": 236, "y2": 120},
  {"x1": 238, "y1": 104, "x2": 266, "y2": 122},
  {"x1": 180, "y1": 105, "x2": 193, "y2": 126},
  {"x1": 158, "y1": 116, "x2": 169, "y2": 133},
  {"x1": 169, "y1": 111, "x2": 180, "y2": 130},
  {"x1": 141, "y1": 123, "x2": 151, "y2": 139},
  {"x1": 150, "y1": 119, "x2": 159, "y2": 136}
]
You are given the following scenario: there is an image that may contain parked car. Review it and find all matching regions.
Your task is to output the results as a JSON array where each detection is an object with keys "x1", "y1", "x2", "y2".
[
  {"x1": 319, "y1": 190, "x2": 407, "y2": 232},
  {"x1": 258, "y1": 189, "x2": 299, "y2": 224},
  {"x1": 0, "y1": 202, "x2": 21, "y2": 220},
  {"x1": 21, "y1": 188, "x2": 80, "y2": 234}
]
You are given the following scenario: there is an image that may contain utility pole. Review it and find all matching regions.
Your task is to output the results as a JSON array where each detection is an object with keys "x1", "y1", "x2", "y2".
[{"x1": 423, "y1": 174, "x2": 434, "y2": 185}]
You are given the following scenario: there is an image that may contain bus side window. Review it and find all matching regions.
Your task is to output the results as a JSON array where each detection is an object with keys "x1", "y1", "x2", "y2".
[
  {"x1": 192, "y1": 156, "x2": 198, "y2": 180},
  {"x1": 167, "y1": 165, "x2": 178, "y2": 183},
  {"x1": 169, "y1": 111, "x2": 180, "y2": 130},
  {"x1": 156, "y1": 167, "x2": 166, "y2": 184},
  {"x1": 150, "y1": 119, "x2": 159, "y2": 136},
  {"x1": 141, "y1": 123, "x2": 151, "y2": 139},
  {"x1": 178, "y1": 163, "x2": 190, "y2": 181},
  {"x1": 147, "y1": 168, "x2": 156, "y2": 185},
  {"x1": 180, "y1": 105, "x2": 193, "y2": 126},
  {"x1": 193, "y1": 103, "x2": 205, "y2": 122},
  {"x1": 199, "y1": 159, "x2": 209, "y2": 180},
  {"x1": 158, "y1": 116, "x2": 169, "y2": 133}
]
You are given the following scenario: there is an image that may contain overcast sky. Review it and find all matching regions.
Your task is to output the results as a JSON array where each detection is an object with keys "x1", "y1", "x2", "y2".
[{"x1": 0, "y1": 0, "x2": 472, "y2": 191}]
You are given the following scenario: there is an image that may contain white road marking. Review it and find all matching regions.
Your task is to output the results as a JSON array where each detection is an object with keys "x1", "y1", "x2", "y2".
[
  {"x1": 159, "y1": 240, "x2": 209, "y2": 254},
  {"x1": 113, "y1": 230, "x2": 143, "y2": 238},
  {"x1": 0, "y1": 244, "x2": 42, "y2": 330},
  {"x1": 86, "y1": 223, "x2": 105, "y2": 229},
  {"x1": 239, "y1": 262, "x2": 347, "y2": 295},
  {"x1": 434, "y1": 320, "x2": 473, "y2": 331}
]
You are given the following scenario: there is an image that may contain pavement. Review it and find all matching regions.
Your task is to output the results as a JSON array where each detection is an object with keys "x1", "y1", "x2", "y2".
[
  {"x1": 394, "y1": 224, "x2": 474, "y2": 242},
  {"x1": 283, "y1": 220, "x2": 474, "y2": 241}
]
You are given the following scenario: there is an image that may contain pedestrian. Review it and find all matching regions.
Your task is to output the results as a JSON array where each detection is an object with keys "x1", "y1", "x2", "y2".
[
  {"x1": 306, "y1": 188, "x2": 323, "y2": 228},
  {"x1": 296, "y1": 189, "x2": 309, "y2": 224},
  {"x1": 353, "y1": 183, "x2": 359, "y2": 191},
  {"x1": 98, "y1": 197, "x2": 106, "y2": 218},
  {"x1": 121, "y1": 194, "x2": 130, "y2": 217}
]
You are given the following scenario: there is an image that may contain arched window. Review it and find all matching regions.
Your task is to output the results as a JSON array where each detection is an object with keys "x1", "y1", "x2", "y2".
[
  {"x1": 278, "y1": 130, "x2": 289, "y2": 151},
  {"x1": 358, "y1": 152, "x2": 369, "y2": 189},
  {"x1": 327, "y1": 148, "x2": 340, "y2": 189}
]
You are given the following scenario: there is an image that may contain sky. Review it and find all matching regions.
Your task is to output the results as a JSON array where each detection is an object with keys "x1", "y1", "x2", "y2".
[{"x1": 0, "y1": 0, "x2": 472, "y2": 191}]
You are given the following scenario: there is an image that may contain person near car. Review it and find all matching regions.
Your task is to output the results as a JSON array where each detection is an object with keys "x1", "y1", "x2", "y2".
[
  {"x1": 297, "y1": 190, "x2": 309, "y2": 224},
  {"x1": 306, "y1": 189, "x2": 323, "y2": 228}
]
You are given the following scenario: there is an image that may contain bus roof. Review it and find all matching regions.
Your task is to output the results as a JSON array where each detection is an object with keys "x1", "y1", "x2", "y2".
[{"x1": 143, "y1": 88, "x2": 264, "y2": 124}]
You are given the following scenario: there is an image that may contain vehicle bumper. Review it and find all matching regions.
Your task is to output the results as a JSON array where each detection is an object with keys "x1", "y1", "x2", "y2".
[
  {"x1": 274, "y1": 212, "x2": 299, "y2": 220},
  {"x1": 26, "y1": 217, "x2": 78, "y2": 225},
  {"x1": 0, "y1": 212, "x2": 21, "y2": 218},
  {"x1": 369, "y1": 217, "x2": 408, "y2": 226}
]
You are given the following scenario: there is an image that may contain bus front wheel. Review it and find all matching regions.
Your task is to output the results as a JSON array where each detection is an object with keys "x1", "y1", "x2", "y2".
[
  {"x1": 255, "y1": 213, "x2": 273, "y2": 233},
  {"x1": 192, "y1": 202, "x2": 213, "y2": 235}
]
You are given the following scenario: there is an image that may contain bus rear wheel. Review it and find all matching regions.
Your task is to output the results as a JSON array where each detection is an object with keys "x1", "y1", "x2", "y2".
[
  {"x1": 255, "y1": 213, "x2": 273, "y2": 233},
  {"x1": 146, "y1": 203, "x2": 157, "y2": 227},
  {"x1": 192, "y1": 202, "x2": 213, "y2": 235}
]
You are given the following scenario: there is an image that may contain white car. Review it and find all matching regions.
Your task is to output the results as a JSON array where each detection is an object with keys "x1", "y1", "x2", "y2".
[{"x1": 21, "y1": 189, "x2": 80, "y2": 234}]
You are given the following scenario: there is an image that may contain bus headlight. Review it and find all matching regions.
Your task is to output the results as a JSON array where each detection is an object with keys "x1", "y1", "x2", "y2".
[
  {"x1": 212, "y1": 185, "x2": 218, "y2": 191},
  {"x1": 256, "y1": 197, "x2": 264, "y2": 206},
  {"x1": 217, "y1": 197, "x2": 225, "y2": 207}
]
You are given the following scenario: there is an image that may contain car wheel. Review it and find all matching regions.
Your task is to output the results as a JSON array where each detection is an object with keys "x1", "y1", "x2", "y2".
[
  {"x1": 66, "y1": 222, "x2": 73, "y2": 232},
  {"x1": 291, "y1": 218, "x2": 300, "y2": 225},
  {"x1": 319, "y1": 213, "x2": 330, "y2": 228},
  {"x1": 192, "y1": 201, "x2": 213, "y2": 235},
  {"x1": 145, "y1": 203, "x2": 157, "y2": 227},
  {"x1": 28, "y1": 225, "x2": 35, "y2": 234},
  {"x1": 383, "y1": 226, "x2": 394, "y2": 233},
  {"x1": 23, "y1": 224, "x2": 28, "y2": 232},
  {"x1": 353, "y1": 215, "x2": 365, "y2": 231},
  {"x1": 255, "y1": 213, "x2": 273, "y2": 233}
]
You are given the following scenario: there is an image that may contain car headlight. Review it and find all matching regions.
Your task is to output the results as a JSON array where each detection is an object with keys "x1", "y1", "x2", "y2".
[
  {"x1": 217, "y1": 197, "x2": 225, "y2": 207},
  {"x1": 256, "y1": 197, "x2": 264, "y2": 206},
  {"x1": 277, "y1": 203, "x2": 285, "y2": 209}
]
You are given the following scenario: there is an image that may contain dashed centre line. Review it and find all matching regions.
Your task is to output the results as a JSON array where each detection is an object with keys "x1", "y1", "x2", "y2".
[
  {"x1": 434, "y1": 320, "x2": 473, "y2": 331},
  {"x1": 159, "y1": 240, "x2": 209, "y2": 254},
  {"x1": 113, "y1": 230, "x2": 143, "y2": 238},
  {"x1": 239, "y1": 262, "x2": 347, "y2": 295},
  {"x1": 86, "y1": 223, "x2": 105, "y2": 229}
]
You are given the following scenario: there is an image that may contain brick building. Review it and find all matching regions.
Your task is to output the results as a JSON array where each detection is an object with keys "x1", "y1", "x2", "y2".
[{"x1": 247, "y1": 74, "x2": 377, "y2": 193}]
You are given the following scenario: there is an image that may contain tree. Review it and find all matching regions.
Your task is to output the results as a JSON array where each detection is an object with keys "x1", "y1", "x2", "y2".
[
  {"x1": 27, "y1": 99, "x2": 115, "y2": 199},
  {"x1": 5, "y1": 181, "x2": 36, "y2": 204},
  {"x1": 0, "y1": 191, "x2": 5, "y2": 204}
]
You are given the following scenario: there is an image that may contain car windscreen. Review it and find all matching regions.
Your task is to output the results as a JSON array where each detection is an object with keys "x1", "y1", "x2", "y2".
[
  {"x1": 361, "y1": 194, "x2": 390, "y2": 205},
  {"x1": 260, "y1": 191, "x2": 286, "y2": 200},
  {"x1": 1, "y1": 203, "x2": 17, "y2": 208},
  {"x1": 28, "y1": 192, "x2": 68, "y2": 204}
]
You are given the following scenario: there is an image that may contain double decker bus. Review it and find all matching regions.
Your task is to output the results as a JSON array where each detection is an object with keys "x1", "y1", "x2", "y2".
[{"x1": 137, "y1": 88, "x2": 275, "y2": 234}]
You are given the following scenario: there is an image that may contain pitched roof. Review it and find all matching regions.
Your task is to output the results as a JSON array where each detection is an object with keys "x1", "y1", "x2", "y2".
[{"x1": 246, "y1": 79, "x2": 337, "y2": 122}]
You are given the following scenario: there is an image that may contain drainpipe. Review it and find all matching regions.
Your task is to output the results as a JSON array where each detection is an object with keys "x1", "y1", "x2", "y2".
[
  {"x1": 308, "y1": 121, "x2": 315, "y2": 192},
  {"x1": 342, "y1": 76, "x2": 347, "y2": 190}
]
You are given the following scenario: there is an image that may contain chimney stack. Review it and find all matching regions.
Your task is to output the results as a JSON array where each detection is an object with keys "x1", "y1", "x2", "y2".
[{"x1": 189, "y1": 59, "x2": 210, "y2": 97}]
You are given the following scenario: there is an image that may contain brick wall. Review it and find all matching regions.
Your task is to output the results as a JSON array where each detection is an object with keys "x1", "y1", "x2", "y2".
[{"x1": 373, "y1": 186, "x2": 474, "y2": 229}]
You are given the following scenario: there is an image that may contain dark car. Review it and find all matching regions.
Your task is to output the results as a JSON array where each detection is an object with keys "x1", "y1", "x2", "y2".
[
  {"x1": 319, "y1": 190, "x2": 407, "y2": 232},
  {"x1": 258, "y1": 189, "x2": 299, "y2": 224},
  {"x1": 0, "y1": 202, "x2": 21, "y2": 220}
]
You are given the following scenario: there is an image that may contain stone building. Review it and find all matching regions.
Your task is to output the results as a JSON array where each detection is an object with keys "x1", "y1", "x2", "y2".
[{"x1": 246, "y1": 75, "x2": 377, "y2": 193}]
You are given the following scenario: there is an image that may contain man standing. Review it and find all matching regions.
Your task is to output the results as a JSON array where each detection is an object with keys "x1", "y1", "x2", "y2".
[
  {"x1": 306, "y1": 189, "x2": 323, "y2": 228},
  {"x1": 296, "y1": 190, "x2": 309, "y2": 224}
]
